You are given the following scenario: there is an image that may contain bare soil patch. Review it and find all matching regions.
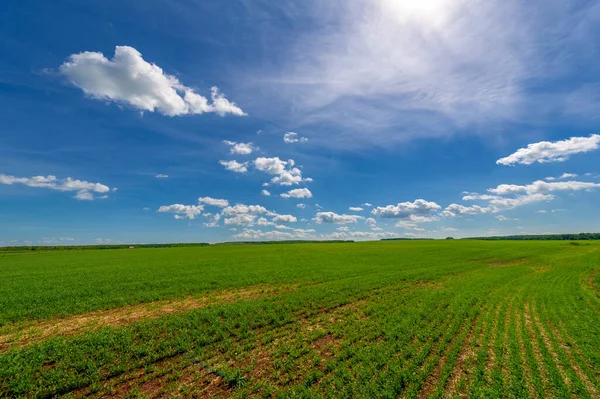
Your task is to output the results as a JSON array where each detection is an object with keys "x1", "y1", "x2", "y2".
[
  {"x1": 0, "y1": 284, "x2": 293, "y2": 352},
  {"x1": 489, "y1": 258, "x2": 528, "y2": 267}
]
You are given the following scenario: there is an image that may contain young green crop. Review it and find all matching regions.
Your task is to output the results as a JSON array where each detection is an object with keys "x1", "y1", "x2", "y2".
[{"x1": 0, "y1": 240, "x2": 599, "y2": 398}]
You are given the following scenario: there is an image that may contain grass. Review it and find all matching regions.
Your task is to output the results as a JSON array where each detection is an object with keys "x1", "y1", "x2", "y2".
[{"x1": 0, "y1": 240, "x2": 599, "y2": 398}]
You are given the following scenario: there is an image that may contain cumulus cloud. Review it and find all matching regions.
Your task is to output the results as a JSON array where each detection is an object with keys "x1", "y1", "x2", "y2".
[
  {"x1": 545, "y1": 173, "x2": 578, "y2": 181},
  {"x1": 223, "y1": 140, "x2": 257, "y2": 155},
  {"x1": 442, "y1": 204, "x2": 490, "y2": 218},
  {"x1": 349, "y1": 207, "x2": 363, "y2": 212},
  {"x1": 394, "y1": 215, "x2": 439, "y2": 229},
  {"x1": 158, "y1": 204, "x2": 204, "y2": 219},
  {"x1": 461, "y1": 179, "x2": 600, "y2": 214},
  {"x1": 281, "y1": 188, "x2": 313, "y2": 199},
  {"x1": 256, "y1": 217, "x2": 275, "y2": 226},
  {"x1": 362, "y1": 203, "x2": 373, "y2": 207},
  {"x1": 233, "y1": 228, "x2": 316, "y2": 241},
  {"x1": 488, "y1": 180, "x2": 600, "y2": 196},
  {"x1": 155, "y1": 174, "x2": 169, "y2": 178},
  {"x1": 203, "y1": 213, "x2": 221, "y2": 227},
  {"x1": 313, "y1": 211, "x2": 364, "y2": 224},
  {"x1": 497, "y1": 135, "x2": 600, "y2": 166},
  {"x1": 372, "y1": 199, "x2": 441, "y2": 219},
  {"x1": 219, "y1": 160, "x2": 249, "y2": 173},
  {"x1": 487, "y1": 193, "x2": 555, "y2": 211},
  {"x1": 254, "y1": 157, "x2": 311, "y2": 186},
  {"x1": 198, "y1": 197, "x2": 229, "y2": 207},
  {"x1": 297, "y1": 203, "x2": 306, "y2": 208},
  {"x1": 0, "y1": 173, "x2": 112, "y2": 200},
  {"x1": 60, "y1": 46, "x2": 246, "y2": 117},
  {"x1": 224, "y1": 214, "x2": 257, "y2": 226},
  {"x1": 327, "y1": 230, "x2": 397, "y2": 240},
  {"x1": 220, "y1": 203, "x2": 276, "y2": 226},
  {"x1": 272, "y1": 214, "x2": 298, "y2": 224},
  {"x1": 261, "y1": 189, "x2": 271, "y2": 196},
  {"x1": 222, "y1": 204, "x2": 270, "y2": 216},
  {"x1": 283, "y1": 132, "x2": 308, "y2": 143}
]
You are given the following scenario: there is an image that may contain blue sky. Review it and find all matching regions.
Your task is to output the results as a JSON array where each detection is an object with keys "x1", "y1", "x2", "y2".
[{"x1": 1, "y1": 0, "x2": 600, "y2": 245}]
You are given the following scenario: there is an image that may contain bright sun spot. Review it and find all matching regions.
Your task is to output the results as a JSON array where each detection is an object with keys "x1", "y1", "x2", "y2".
[{"x1": 380, "y1": 0, "x2": 461, "y2": 28}]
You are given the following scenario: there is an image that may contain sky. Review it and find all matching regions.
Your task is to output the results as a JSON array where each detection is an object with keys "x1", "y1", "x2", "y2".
[{"x1": 1, "y1": 0, "x2": 600, "y2": 245}]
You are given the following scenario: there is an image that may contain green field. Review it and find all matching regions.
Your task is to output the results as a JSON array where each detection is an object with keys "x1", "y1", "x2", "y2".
[{"x1": 1, "y1": 240, "x2": 600, "y2": 398}]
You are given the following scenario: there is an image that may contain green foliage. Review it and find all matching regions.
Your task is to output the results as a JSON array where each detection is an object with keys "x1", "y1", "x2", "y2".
[
  {"x1": 1, "y1": 241, "x2": 600, "y2": 397},
  {"x1": 466, "y1": 232, "x2": 600, "y2": 240}
]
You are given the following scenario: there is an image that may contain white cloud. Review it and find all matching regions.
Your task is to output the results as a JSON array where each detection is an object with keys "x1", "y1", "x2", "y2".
[
  {"x1": 203, "y1": 213, "x2": 221, "y2": 227},
  {"x1": 442, "y1": 204, "x2": 490, "y2": 218},
  {"x1": 0, "y1": 173, "x2": 112, "y2": 200},
  {"x1": 313, "y1": 211, "x2": 364, "y2": 224},
  {"x1": 254, "y1": 157, "x2": 311, "y2": 186},
  {"x1": 281, "y1": 188, "x2": 313, "y2": 199},
  {"x1": 488, "y1": 193, "x2": 555, "y2": 211},
  {"x1": 441, "y1": 227, "x2": 458, "y2": 232},
  {"x1": 394, "y1": 215, "x2": 439, "y2": 229},
  {"x1": 155, "y1": 174, "x2": 169, "y2": 179},
  {"x1": 349, "y1": 207, "x2": 363, "y2": 212},
  {"x1": 95, "y1": 238, "x2": 122, "y2": 245},
  {"x1": 362, "y1": 203, "x2": 373, "y2": 207},
  {"x1": 497, "y1": 135, "x2": 600, "y2": 166},
  {"x1": 495, "y1": 215, "x2": 518, "y2": 221},
  {"x1": 219, "y1": 160, "x2": 249, "y2": 173},
  {"x1": 261, "y1": 189, "x2": 271, "y2": 196},
  {"x1": 283, "y1": 132, "x2": 308, "y2": 143},
  {"x1": 60, "y1": 46, "x2": 245, "y2": 117},
  {"x1": 372, "y1": 199, "x2": 441, "y2": 219},
  {"x1": 272, "y1": 214, "x2": 298, "y2": 224},
  {"x1": 545, "y1": 173, "x2": 578, "y2": 181},
  {"x1": 488, "y1": 180, "x2": 600, "y2": 196},
  {"x1": 224, "y1": 214, "x2": 257, "y2": 226},
  {"x1": 39, "y1": 237, "x2": 77, "y2": 245},
  {"x1": 223, "y1": 140, "x2": 257, "y2": 155},
  {"x1": 365, "y1": 217, "x2": 377, "y2": 227},
  {"x1": 460, "y1": 179, "x2": 600, "y2": 214},
  {"x1": 462, "y1": 193, "x2": 501, "y2": 201},
  {"x1": 198, "y1": 197, "x2": 229, "y2": 207},
  {"x1": 256, "y1": 217, "x2": 275, "y2": 226},
  {"x1": 158, "y1": 204, "x2": 204, "y2": 220},
  {"x1": 233, "y1": 228, "x2": 316, "y2": 240},
  {"x1": 297, "y1": 203, "x2": 306, "y2": 208},
  {"x1": 327, "y1": 230, "x2": 397, "y2": 240},
  {"x1": 222, "y1": 204, "x2": 270, "y2": 216}
]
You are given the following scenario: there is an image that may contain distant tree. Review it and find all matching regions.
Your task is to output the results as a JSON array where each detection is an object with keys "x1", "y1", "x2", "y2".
[{"x1": 446, "y1": 237, "x2": 455, "y2": 240}]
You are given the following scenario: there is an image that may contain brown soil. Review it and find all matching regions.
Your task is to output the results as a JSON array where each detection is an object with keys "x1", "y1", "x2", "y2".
[
  {"x1": 489, "y1": 258, "x2": 528, "y2": 267},
  {"x1": 0, "y1": 284, "x2": 293, "y2": 353}
]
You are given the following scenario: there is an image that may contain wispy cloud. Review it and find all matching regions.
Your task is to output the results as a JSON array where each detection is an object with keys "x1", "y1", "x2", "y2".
[
  {"x1": 0, "y1": 173, "x2": 113, "y2": 200},
  {"x1": 242, "y1": 0, "x2": 600, "y2": 145}
]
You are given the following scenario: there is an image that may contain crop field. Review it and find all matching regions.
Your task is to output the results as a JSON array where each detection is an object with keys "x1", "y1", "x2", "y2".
[{"x1": 1, "y1": 240, "x2": 600, "y2": 398}]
